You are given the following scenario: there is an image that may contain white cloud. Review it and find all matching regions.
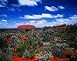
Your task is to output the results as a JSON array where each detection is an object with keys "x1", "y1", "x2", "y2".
[
  {"x1": 8, "y1": 20, "x2": 47, "y2": 28},
  {"x1": 12, "y1": 15, "x2": 77, "y2": 28},
  {"x1": 53, "y1": 15, "x2": 77, "y2": 26},
  {"x1": 0, "y1": 15, "x2": 76, "y2": 28},
  {"x1": 69, "y1": 15, "x2": 77, "y2": 24},
  {"x1": 0, "y1": 14, "x2": 7, "y2": 17},
  {"x1": 7, "y1": 22, "x2": 25, "y2": 28},
  {"x1": 0, "y1": 19, "x2": 8, "y2": 28},
  {"x1": 26, "y1": 15, "x2": 77, "y2": 27},
  {"x1": 29, "y1": 20, "x2": 46, "y2": 26},
  {"x1": 34, "y1": 0, "x2": 42, "y2": 3},
  {"x1": 13, "y1": 19, "x2": 66, "y2": 28},
  {"x1": 35, "y1": 0, "x2": 41, "y2": 2},
  {"x1": 45, "y1": 6, "x2": 58, "y2": 11},
  {"x1": 14, "y1": 19, "x2": 47, "y2": 28},
  {"x1": 42, "y1": 13, "x2": 53, "y2": 18},
  {"x1": 9, "y1": 8, "x2": 15, "y2": 12},
  {"x1": 0, "y1": 4, "x2": 5, "y2": 7},
  {"x1": 23, "y1": 15, "x2": 42, "y2": 19},
  {"x1": 54, "y1": 14, "x2": 63, "y2": 18},
  {"x1": 45, "y1": 5, "x2": 65, "y2": 12},
  {"x1": 14, "y1": 22, "x2": 25, "y2": 27},
  {"x1": 1, "y1": 19, "x2": 7, "y2": 22},
  {"x1": 0, "y1": 0, "x2": 7, "y2": 2},
  {"x1": 58, "y1": 6, "x2": 65, "y2": 9},
  {"x1": 45, "y1": 18, "x2": 72, "y2": 27},
  {"x1": 55, "y1": 18, "x2": 71, "y2": 25},
  {"x1": 69, "y1": 15, "x2": 77, "y2": 19},
  {"x1": 18, "y1": 0, "x2": 42, "y2": 6},
  {"x1": 0, "y1": 0, "x2": 7, "y2": 7},
  {"x1": 20, "y1": 13, "x2": 63, "y2": 19}
]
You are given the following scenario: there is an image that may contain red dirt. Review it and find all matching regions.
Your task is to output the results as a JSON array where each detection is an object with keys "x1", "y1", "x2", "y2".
[
  {"x1": 50, "y1": 56, "x2": 69, "y2": 61},
  {"x1": 13, "y1": 55, "x2": 38, "y2": 61}
]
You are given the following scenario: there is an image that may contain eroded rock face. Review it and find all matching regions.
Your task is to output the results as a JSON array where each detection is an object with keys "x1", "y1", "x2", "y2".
[{"x1": 17, "y1": 25, "x2": 36, "y2": 29}]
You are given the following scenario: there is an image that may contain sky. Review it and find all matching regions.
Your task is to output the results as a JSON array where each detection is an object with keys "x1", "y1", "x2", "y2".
[{"x1": 0, "y1": 0, "x2": 77, "y2": 28}]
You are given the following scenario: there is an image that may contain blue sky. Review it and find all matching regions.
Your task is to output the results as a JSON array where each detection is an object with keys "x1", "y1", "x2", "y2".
[{"x1": 0, "y1": 0, "x2": 77, "y2": 28}]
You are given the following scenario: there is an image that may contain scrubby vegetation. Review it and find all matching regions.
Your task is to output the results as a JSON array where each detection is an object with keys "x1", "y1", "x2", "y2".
[{"x1": 0, "y1": 24, "x2": 77, "y2": 61}]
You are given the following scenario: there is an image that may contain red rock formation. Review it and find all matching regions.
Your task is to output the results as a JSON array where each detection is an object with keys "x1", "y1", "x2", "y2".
[
  {"x1": 57, "y1": 26, "x2": 69, "y2": 30},
  {"x1": 17, "y1": 25, "x2": 36, "y2": 29}
]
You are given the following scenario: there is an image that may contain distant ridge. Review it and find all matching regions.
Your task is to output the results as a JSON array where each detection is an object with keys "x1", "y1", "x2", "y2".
[{"x1": 17, "y1": 25, "x2": 36, "y2": 29}]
